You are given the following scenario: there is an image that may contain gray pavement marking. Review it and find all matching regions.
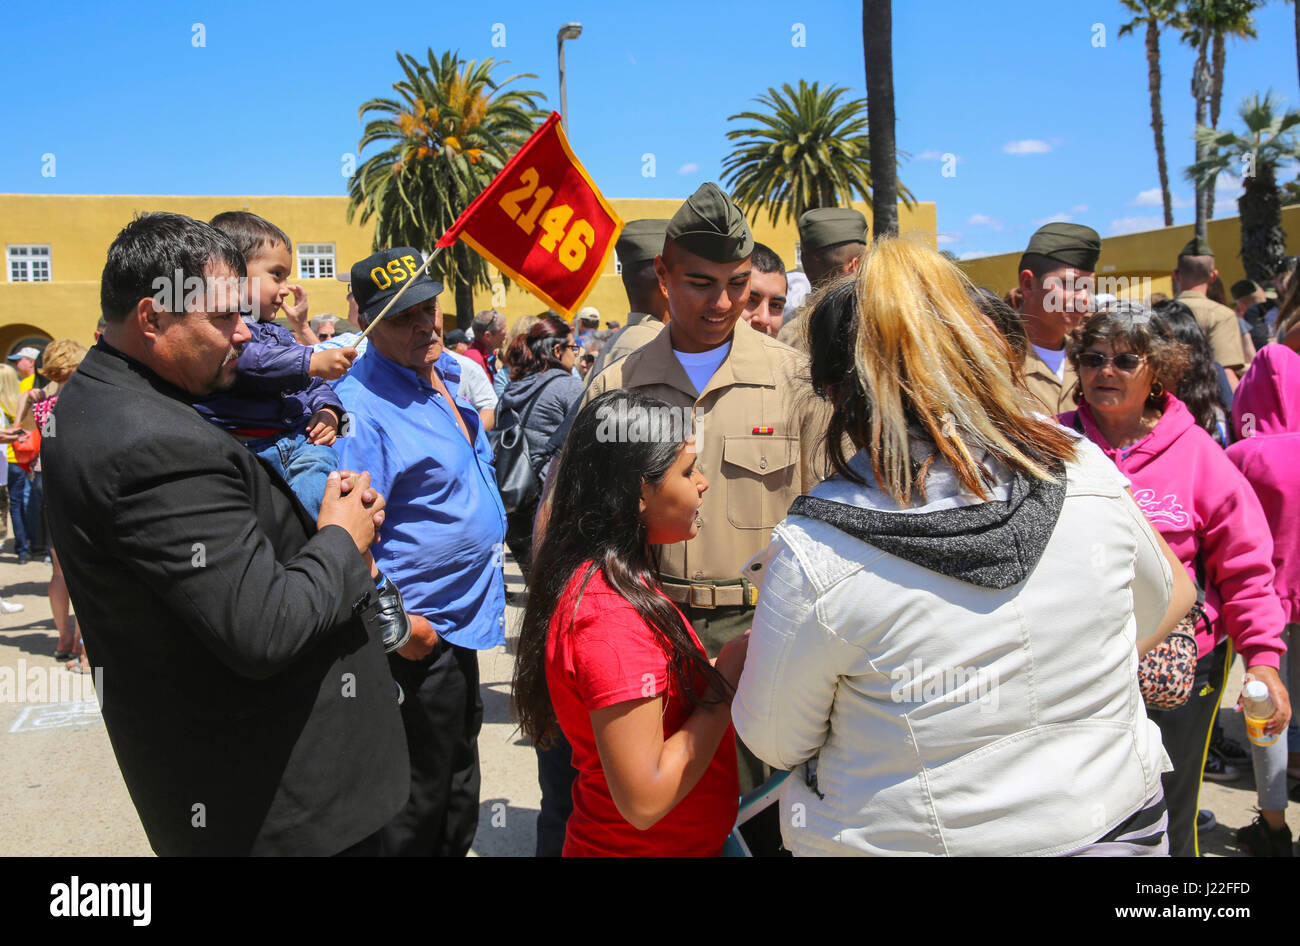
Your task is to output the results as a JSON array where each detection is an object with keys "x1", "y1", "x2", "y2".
[{"x1": 8, "y1": 699, "x2": 102, "y2": 733}]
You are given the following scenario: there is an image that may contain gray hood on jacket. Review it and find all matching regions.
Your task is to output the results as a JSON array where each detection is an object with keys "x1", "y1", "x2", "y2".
[{"x1": 790, "y1": 451, "x2": 1066, "y2": 591}]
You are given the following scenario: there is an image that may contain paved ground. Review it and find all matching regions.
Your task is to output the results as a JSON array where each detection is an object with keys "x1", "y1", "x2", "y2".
[{"x1": 0, "y1": 545, "x2": 1293, "y2": 857}]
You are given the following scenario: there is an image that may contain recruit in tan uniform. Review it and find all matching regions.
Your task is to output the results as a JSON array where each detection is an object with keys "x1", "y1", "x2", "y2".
[
  {"x1": 1171, "y1": 236, "x2": 1247, "y2": 384},
  {"x1": 581, "y1": 317, "x2": 825, "y2": 604},
  {"x1": 1016, "y1": 222, "x2": 1100, "y2": 415},
  {"x1": 775, "y1": 207, "x2": 868, "y2": 351},
  {"x1": 574, "y1": 184, "x2": 828, "y2": 799},
  {"x1": 586, "y1": 219, "x2": 671, "y2": 379},
  {"x1": 578, "y1": 188, "x2": 827, "y2": 644}
]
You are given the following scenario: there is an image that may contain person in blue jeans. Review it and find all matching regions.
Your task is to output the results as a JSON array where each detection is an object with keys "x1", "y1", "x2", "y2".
[
  {"x1": 6, "y1": 461, "x2": 29, "y2": 562},
  {"x1": 189, "y1": 212, "x2": 412, "y2": 655},
  {"x1": 193, "y1": 212, "x2": 356, "y2": 516}
]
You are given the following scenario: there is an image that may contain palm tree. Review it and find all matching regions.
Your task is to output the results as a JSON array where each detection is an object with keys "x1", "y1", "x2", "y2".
[
  {"x1": 863, "y1": 0, "x2": 898, "y2": 238},
  {"x1": 1186, "y1": 91, "x2": 1300, "y2": 283},
  {"x1": 722, "y1": 80, "x2": 913, "y2": 227},
  {"x1": 1294, "y1": 0, "x2": 1300, "y2": 100},
  {"x1": 1181, "y1": 0, "x2": 1261, "y2": 226},
  {"x1": 1119, "y1": 0, "x2": 1183, "y2": 227},
  {"x1": 347, "y1": 50, "x2": 546, "y2": 322}
]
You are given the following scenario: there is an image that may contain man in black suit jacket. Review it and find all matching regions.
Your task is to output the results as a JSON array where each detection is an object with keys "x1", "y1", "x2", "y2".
[{"x1": 43, "y1": 213, "x2": 409, "y2": 855}]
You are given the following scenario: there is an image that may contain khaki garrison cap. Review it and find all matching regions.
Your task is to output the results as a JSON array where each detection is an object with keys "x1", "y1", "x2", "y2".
[
  {"x1": 1024, "y1": 222, "x2": 1101, "y2": 272},
  {"x1": 615, "y1": 219, "x2": 669, "y2": 266},
  {"x1": 797, "y1": 207, "x2": 869, "y2": 253},
  {"x1": 665, "y1": 183, "x2": 754, "y2": 262},
  {"x1": 1179, "y1": 235, "x2": 1214, "y2": 258}
]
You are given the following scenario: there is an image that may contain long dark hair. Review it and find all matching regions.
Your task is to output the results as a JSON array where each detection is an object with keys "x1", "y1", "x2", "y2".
[
  {"x1": 1150, "y1": 300, "x2": 1230, "y2": 443},
  {"x1": 507, "y1": 315, "x2": 571, "y2": 382},
  {"x1": 512, "y1": 389, "x2": 730, "y2": 745}
]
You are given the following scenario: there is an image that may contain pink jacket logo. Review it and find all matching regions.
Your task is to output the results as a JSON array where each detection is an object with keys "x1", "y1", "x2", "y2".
[{"x1": 1132, "y1": 488, "x2": 1191, "y2": 528}]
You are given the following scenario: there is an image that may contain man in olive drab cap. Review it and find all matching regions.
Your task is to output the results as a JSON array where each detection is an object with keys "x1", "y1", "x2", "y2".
[
  {"x1": 776, "y1": 207, "x2": 869, "y2": 349},
  {"x1": 577, "y1": 182, "x2": 828, "y2": 781},
  {"x1": 1018, "y1": 222, "x2": 1100, "y2": 414},
  {"x1": 586, "y1": 219, "x2": 671, "y2": 378},
  {"x1": 1172, "y1": 236, "x2": 1247, "y2": 386},
  {"x1": 530, "y1": 185, "x2": 829, "y2": 852}
]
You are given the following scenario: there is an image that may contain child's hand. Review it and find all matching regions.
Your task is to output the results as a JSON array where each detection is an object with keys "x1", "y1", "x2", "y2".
[
  {"x1": 282, "y1": 285, "x2": 309, "y2": 324},
  {"x1": 309, "y1": 347, "x2": 356, "y2": 380},
  {"x1": 306, "y1": 408, "x2": 341, "y2": 446}
]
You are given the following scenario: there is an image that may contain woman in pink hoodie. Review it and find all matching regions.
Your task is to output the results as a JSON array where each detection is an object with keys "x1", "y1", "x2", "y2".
[
  {"x1": 1060, "y1": 302, "x2": 1290, "y2": 857},
  {"x1": 1226, "y1": 343, "x2": 1300, "y2": 855}
]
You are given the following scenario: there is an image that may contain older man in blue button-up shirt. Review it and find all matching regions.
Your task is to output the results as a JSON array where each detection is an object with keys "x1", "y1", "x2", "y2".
[{"x1": 334, "y1": 247, "x2": 506, "y2": 857}]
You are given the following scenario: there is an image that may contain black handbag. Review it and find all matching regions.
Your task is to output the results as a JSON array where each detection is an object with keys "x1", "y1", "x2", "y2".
[{"x1": 494, "y1": 374, "x2": 564, "y2": 513}]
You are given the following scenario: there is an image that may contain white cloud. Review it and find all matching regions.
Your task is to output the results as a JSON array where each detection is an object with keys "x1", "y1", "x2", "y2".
[
  {"x1": 1216, "y1": 174, "x2": 1244, "y2": 193},
  {"x1": 958, "y1": 250, "x2": 990, "y2": 260},
  {"x1": 966, "y1": 213, "x2": 1003, "y2": 230},
  {"x1": 1071, "y1": 204, "x2": 1089, "y2": 214},
  {"x1": 1132, "y1": 188, "x2": 1191, "y2": 208},
  {"x1": 676, "y1": 162, "x2": 700, "y2": 175},
  {"x1": 1033, "y1": 211, "x2": 1073, "y2": 225},
  {"x1": 936, "y1": 233, "x2": 960, "y2": 245},
  {"x1": 917, "y1": 150, "x2": 944, "y2": 161},
  {"x1": 1003, "y1": 139, "x2": 1051, "y2": 155},
  {"x1": 1109, "y1": 215, "x2": 1163, "y2": 235}
]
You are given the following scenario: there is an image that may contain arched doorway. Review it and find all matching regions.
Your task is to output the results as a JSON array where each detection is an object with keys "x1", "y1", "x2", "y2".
[{"x1": 0, "y1": 324, "x2": 51, "y2": 362}]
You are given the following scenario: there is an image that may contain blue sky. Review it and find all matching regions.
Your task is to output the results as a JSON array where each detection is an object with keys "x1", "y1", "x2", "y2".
[{"x1": 2, "y1": 0, "x2": 1296, "y2": 259}]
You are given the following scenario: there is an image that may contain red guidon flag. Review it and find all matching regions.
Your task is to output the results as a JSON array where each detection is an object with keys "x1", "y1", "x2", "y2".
[{"x1": 436, "y1": 111, "x2": 623, "y2": 317}]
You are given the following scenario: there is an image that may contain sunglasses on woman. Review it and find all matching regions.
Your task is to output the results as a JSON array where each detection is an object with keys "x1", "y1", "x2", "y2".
[{"x1": 1079, "y1": 350, "x2": 1146, "y2": 372}]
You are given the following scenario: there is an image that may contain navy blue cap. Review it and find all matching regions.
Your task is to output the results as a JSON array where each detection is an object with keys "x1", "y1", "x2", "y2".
[{"x1": 349, "y1": 248, "x2": 443, "y2": 323}]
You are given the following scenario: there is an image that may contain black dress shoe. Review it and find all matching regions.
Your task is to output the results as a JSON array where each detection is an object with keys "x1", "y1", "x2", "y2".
[{"x1": 359, "y1": 575, "x2": 411, "y2": 653}]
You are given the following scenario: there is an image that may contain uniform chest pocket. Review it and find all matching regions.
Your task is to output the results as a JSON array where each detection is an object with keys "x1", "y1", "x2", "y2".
[{"x1": 721, "y1": 435, "x2": 799, "y2": 530}]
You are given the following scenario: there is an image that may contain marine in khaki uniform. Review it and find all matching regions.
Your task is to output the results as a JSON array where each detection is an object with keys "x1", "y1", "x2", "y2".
[
  {"x1": 1016, "y1": 222, "x2": 1100, "y2": 415},
  {"x1": 776, "y1": 207, "x2": 869, "y2": 350},
  {"x1": 576, "y1": 184, "x2": 829, "y2": 793},
  {"x1": 586, "y1": 219, "x2": 671, "y2": 379},
  {"x1": 1171, "y1": 236, "x2": 1247, "y2": 384}
]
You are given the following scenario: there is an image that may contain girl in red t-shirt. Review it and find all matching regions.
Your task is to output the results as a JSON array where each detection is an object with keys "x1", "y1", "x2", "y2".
[{"x1": 512, "y1": 389, "x2": 747, "y2": 856}]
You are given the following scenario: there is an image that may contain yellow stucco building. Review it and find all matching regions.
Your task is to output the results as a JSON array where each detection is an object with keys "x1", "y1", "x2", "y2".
[{"x1": 0, "y1": 193, "x2": 936, "y2": 356}]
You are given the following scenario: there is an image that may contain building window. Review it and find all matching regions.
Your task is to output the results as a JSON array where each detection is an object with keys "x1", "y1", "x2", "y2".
[
  {"x1": 297, "y1": 243, "x2": 336, "y2": 279},
  {"x1": 7, "y1": 245, "x2": 51, "y2": 282},
  {"x1": 613, "y1": 250, "x2": 623, "y2": 275},
  {"x1": 793, "y1": 241, "x2": 802, "y2": 272}
]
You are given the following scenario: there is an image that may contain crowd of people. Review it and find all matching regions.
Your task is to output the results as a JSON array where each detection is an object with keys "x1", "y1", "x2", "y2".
[{"x1": 23, "y1": 184, "x2": 1299, "y2": 857}]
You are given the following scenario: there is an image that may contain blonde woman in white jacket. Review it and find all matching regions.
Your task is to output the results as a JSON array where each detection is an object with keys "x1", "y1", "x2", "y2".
[{"x1": 732, "y1": 239, "x2": 1196, "y2": 856}]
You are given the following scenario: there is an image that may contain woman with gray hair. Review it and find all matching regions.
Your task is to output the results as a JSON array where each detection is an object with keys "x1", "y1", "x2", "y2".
[{"x1": 1060, "y1": 301, "x2": 1291, "y2": 856}]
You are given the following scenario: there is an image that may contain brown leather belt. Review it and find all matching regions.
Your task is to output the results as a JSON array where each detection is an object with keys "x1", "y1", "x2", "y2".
[{"x1": 659, "y1": 578, "x2": 758, "y2": 609}]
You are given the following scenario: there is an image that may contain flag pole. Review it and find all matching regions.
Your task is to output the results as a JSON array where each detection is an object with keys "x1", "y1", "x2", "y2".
[{"x1": 359, "y1": 244, "x2": 447, "y2": 340}]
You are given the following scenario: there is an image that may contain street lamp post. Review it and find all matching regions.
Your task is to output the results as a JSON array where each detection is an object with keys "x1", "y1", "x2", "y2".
[{"x1": 557, "y1": 22, "x2": 582, "y2": 134}]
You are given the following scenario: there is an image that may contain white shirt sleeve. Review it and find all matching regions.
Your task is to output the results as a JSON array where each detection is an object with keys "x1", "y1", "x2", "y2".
[
  {"x1": 449, "y1": 352, "x2": 497, "y2": 414},
  {"x1": 733, "y1": 533, "x2": 859, "y2": 770}
]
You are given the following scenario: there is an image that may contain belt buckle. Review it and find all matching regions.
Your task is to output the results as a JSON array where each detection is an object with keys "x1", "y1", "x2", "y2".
[{"x1": 689, "y1": 584, "x2": 717, "y2": 609}]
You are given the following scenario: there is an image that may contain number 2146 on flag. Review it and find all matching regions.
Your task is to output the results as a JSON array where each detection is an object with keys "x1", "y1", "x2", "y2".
[{"x1": 497, "y1": 166, "x2": 596, "y2": 272}]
